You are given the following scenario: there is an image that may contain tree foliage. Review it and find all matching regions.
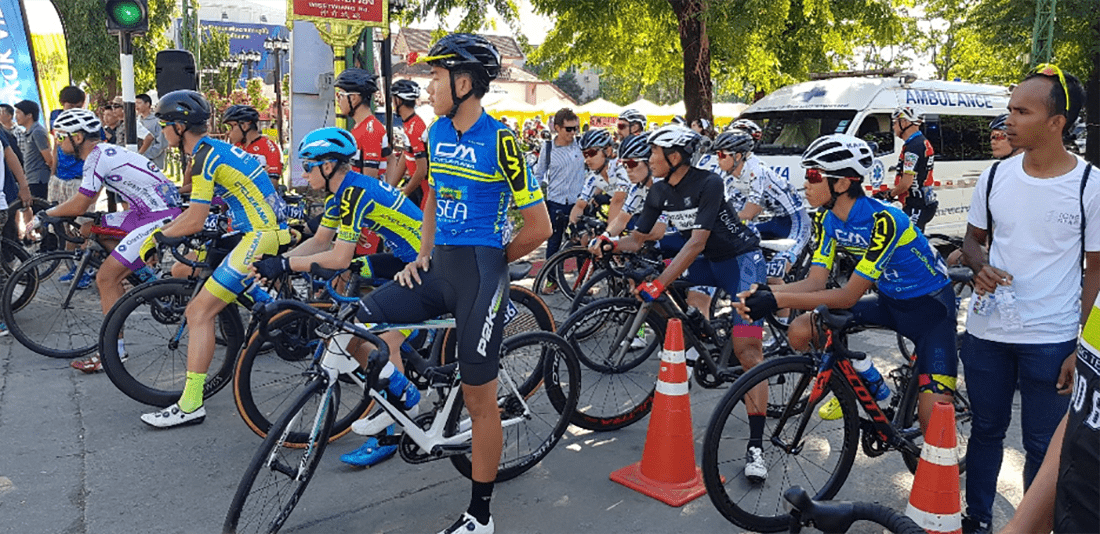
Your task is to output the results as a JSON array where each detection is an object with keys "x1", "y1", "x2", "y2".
[{"x1": 53, "y1": 0, "x2": 175, "y2": 99}]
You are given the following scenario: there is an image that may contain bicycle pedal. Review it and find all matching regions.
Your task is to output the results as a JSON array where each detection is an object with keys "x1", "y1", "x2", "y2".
[{"x1": 377, "y1": 435, "x2": 401, "y2": 447}]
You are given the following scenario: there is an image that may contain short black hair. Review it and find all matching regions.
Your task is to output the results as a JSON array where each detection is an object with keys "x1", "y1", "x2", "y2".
[
  {"x1": 830, "y1": 177, "x2": 865, "y2": 199},
  {"x1": 14, "y1": 100, "x2": 38, "y2": 121},
  {"x1": 58, "y1": 85, "x2": 85, "y2": 106},
  {"x1": 0, "y1": 104, "x2": 12, "y2": 117},
  {"x1": 136, "y1": 94, "x2": 152, "y2": 106},
  {"x1": 553, "y1": 108, "x2": 578, "y2": 127},
  {"x1": 1022, "y1": 68, "x2": 1085, "y2": 136},
  {"x1": 452, "y1": 70, "x2": 489, "y2": 99}
]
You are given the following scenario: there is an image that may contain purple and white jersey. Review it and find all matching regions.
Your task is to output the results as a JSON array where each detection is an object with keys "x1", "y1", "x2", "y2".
[{"x1": 80, "y1": 144, "x2": 181, "y2": 215}]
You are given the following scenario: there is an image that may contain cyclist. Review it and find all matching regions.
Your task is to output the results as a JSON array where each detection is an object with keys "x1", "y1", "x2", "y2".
[
  {"x1": 249, "y1": 127, "x2": 424, "y2": 467},
  {"x1": 385, "y1": 79, "x2": 430, "y2": 208},
  {"x1": 568, "y1": 128, "x2": 628, "y2": 225},
  {"x1": 34, "y1": 108, "x2": 182, "y2": 372},
  {"x1": 592, "y1": 125, "x2": 769, "y2": 482},
  {"x1": 335, "y1": 68, "x2": 390, "y2": 179},
  {"x1": 139, "y1": 90, "x2": 286, "y2": 429},
  {"x1": 735, "y1": 134, "x2": 956, "y2": 436},
  {"x1": 603, "y1": 134, "x2": 660, "y2": 237},
  {"x1": 352, "y1": 33, "x2": 550, "y2": 534},
  {"x1": 889, "y1": 105, "x2": 938, "y2": 231},
  {"x1": 988, "y1": 113, "x2": 1019, "y2": 160},
  {"x1": 617, "y1": 108, "x2": 647, "y2": 139},
  {"x1": 222, "y1": 104, "x2": 283, "y2": 189}
]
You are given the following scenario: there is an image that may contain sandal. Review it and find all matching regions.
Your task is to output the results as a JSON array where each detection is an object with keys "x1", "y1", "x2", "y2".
[{"x1": 71, "y1": 354, "x2": 102, "y2": 374}]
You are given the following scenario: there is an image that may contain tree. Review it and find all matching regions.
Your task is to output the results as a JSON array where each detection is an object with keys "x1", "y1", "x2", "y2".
[
  {"x1": 53, "y1": 0, "x2": 175, "y2": 97},
  {"x1": 553, "y1": 70, "x2": 586, "y2": 103}
]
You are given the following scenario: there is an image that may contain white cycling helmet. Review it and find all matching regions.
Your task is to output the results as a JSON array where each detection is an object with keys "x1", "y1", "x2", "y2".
[
  {"x1": 618, "y1": 108, "x2": 646, "y2": 127},
  {"x1": 728, "y1": 118, "x2": 762, "y2": 141},
  {"x1": 648, "y1": 124, "x2": 702, "y2": 152},
  {"x1": 892, "y1": 105, "x2": 924, "y2": 125},
  {"x1": 54, "y1": 108, "x2": 102, "y2": 135},
  {"x1": 800, "y1": 134, "x2": 874, "y2": 179}
]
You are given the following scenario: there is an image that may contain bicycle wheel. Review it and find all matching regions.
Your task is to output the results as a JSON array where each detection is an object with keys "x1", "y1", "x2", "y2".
[
  {"x1": 447, "y1": 331, "x2": 580, "y2": 482},
  {"x1": 99, "y1": 279, "x2": 244, "y2": 407},
  {"x1": 2, "y1": 250, "x2": 102, "y2": 358},
  {"x1": 505, "y1": 285, "x2": 556, "y2": 335},
  {"x1": 558, "y1": 297, "x2": 666, "y2": 431},
  {"x1": 899, "y1": 371, "x2": 971, "y2": 475},
  {"x1": 223, "y1": 376, "x2": 337, "y2": 534},
  {"x1": 532, "y1": 247, "x2": 597, "y2": 319},
  {"x1": 0, "y1": 236, "x2": 30, "y2": 277},
  {"x1": 234, "y1": 306, "x2": 373, "y2": 445},
  {"x1": 568, "y1": 268, "x2": 632, "y2": 313},
  {"x1": 702, "y1": 356, "x2": 861, "y2": 533}
]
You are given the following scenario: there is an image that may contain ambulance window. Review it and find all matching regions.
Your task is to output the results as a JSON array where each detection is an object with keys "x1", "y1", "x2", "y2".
[
  {"x1": 742, "y1": 110, "x2": 857, "y2": 156},
  {"x1": 856, "y1": 113, "x2": 893, "y2": 156},
  {"x1": 923, "y1": 115, "x2": 992, "y2": 161}
]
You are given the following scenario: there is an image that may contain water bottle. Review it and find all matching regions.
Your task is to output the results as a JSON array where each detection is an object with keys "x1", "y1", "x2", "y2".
[
  {"x1": 135, "y1": 265, "x2": 157, "y2": 283},
  {"x1": 852, "y1": 358, "x2": 890, "y2": 401},
  {"x1": 971, "y1": 291, "x2": 996, "y2": 316},
  {"x1": 995, "y1": 284, "x2": 1023, "y2": 331}
]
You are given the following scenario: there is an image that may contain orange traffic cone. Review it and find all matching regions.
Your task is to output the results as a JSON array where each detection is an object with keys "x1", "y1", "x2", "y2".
[
  {"x1": 610, "y1": 318, "x2": 708, "y2": 506},
  {"x1": 905, "y1": 401, "x2": 962, "y2": 534}
]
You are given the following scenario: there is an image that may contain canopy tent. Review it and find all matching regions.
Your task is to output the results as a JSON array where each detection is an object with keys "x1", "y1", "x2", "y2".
[
  {"x1": 665, "y1": 101, "x2": 687, "y2": 117},
  {"x1": 485, "y1": 97, "x2": 543, "y2": 129},
  {"x1": 577, "y1": 98, "x2": 622, "y2": 116}
]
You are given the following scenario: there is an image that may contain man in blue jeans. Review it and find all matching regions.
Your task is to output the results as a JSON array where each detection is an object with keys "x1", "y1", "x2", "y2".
[{"x1": 960, "y1": 65, "x2": 1099, "y2": 534}]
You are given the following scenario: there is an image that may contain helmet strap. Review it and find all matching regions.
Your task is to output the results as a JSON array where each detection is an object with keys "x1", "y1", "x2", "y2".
[
  {"x1": 322, "y1": 162, "x2": 340, "y2": 192},
  {"x1": 446, "y1": 71, "x2": 474, "y2": 120}
]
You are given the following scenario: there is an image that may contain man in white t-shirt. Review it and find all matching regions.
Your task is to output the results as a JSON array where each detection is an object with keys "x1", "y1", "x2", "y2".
[{"x1": 959, "y1": 65, "x2": 1099, "y2": 534}]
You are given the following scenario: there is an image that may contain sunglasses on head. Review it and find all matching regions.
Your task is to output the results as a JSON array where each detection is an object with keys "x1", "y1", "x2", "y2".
[
  {"x1": 1032, "y1": 63, "x2": 1070, "y2": 113},
  {"x1": 621, "y1": 158, "x2": 646, "y2": 170},
  {"x1": 582, "y1": 148, "x2": 602, "y2": 158},
  {"x1": 302, "y1": 160, "x2": 334, "y2": 172},
  {"x1": 990, "y1": 131, "x2": 1007, "y2": 141}
]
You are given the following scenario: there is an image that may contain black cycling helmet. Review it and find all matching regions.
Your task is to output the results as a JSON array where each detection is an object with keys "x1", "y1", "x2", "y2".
[
  {"x1": 156, "y1": 90, "x2": 211, "y2": 126},
  {"x1": 222, "y1": 104, "x2": 260, "y2": 125},
  {"x1": 989, "y1": 113, "x2": 1008, "y2": 131},
  {"x1": 423, "y1": 33, "x2": 501, "y2": 119},
  {"x1": 579, "y1": 128, "x2": 614, "y2": 150},
  {"x1": 712, "y1": 131, "x2": 755, "y2": 154},
  {"x1": 334, "y1": 68, "x2": 379, "y2": 96},
  {"x1": 391, "y1": 79, "x2": 421, "y2": 103}
]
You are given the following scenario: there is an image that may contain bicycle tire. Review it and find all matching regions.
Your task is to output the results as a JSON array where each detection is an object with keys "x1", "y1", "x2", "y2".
[
  {"x1": 702, "y1": 356, "x2": 861, "y2": 533},
  {"x1": 447, "y1": 331, "x2": 580, "y2": 482},
  {"x1": 99, "y1": 278, "x2": 244, "y2": 407},
  {"x1": 234, "y1": 305, "x2": 373, "y2": 445},
  {"x1": 2, "y1": 250, "x2": 103, "y2": 358},
  {"x1": 568, "y1": 268, "x2": 632, "y2": 314},
  {"x1": 223, "y1": 376, "x2": 337, "y2": 534},
  {"x1": 0, "y1": 236, "x2": 30, "y2": 278},
  {"x1": 899, "y1": 369, "x2": 971, "y2": 475},
  {"x1": 504, "y1": 284, "x2": 556, "y2": 335},
  {"x1": 532, "y1": 247, "x2": 597, "y2": 319},
  {"x1": 558, "y1": 297, "x2": 666, "y2": 431}
]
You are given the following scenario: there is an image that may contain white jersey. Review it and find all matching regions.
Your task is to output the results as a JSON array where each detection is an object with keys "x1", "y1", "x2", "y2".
[
  {"x1": 79, "y1": 143, "x2": 181, "y2": 215},
  {"x1": 694, "y1": 153, "x2": 722, "y2": 176},
  {"x1": 578, "y1": 158, "x2": 629, "y2": 202},
  {"x1": 742, "y1": 154, "x2": 803, "y2": 218},
  {"x1": 720, "y1": 170, "x2": 748, "y2": 212},
  {"x1": 623, "y1": 179, "x2": 668, "y2": 226}
]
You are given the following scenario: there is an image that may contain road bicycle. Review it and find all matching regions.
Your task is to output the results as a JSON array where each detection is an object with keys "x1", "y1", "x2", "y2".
[
  {"x1": 783, "y1": 485, "x2": 927, "y2": 534},
  {"x1": 531, "y1": 216, "x2": 607, "y2": 319},
  {"x1": 701, "y1": 304, "x2": 971, "y2": 532},
  {"x1": 221, "y1": 299, "x2": 580, "y2": 534}
]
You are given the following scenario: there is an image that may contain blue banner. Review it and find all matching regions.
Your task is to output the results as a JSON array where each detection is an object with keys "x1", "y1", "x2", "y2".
[
  {"x1": 199, "y1": 20, "x2": 289, "y2": 87},
  {"x1": 0, "y1": 0, "x2": 42, "y2": 113}
]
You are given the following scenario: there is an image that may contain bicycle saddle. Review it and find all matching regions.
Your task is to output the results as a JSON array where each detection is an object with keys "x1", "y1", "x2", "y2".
[
  {"x1": 784, "y1": 486, "x2": 860, "y2": 534},
  {"x1": 760, "y1": 238, "x2": 797, "y2": 252}
]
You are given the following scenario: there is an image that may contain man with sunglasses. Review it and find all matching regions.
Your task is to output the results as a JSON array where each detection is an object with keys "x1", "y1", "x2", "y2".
[
  {"x1": 988, "y1": 114, "x2": 1020, "y2": 160},
  {"x1": 736, "y1": 133, "x2": 957, "y2": 444},
  {"x1": 617, "y1": 108, "x2": 647, "y2": 138},
  {"x1": 888, "y1": 104, "x2": 937, "y2": 232},
  {"x1": 958, "y1": 65, "x2": 1099, "y2": 534},
  {"x1": 222, "y1": 105, "x2": 283, "y2": 189},
  {"x1": 534, "y1": 107, "x2": 584, "y2": 285},
  {"x1": 335, "y1": 68, "x2": 389, "y2": 179},
  {"x1": 569, "y1": 128, "x2": 628, "y2": 225}
]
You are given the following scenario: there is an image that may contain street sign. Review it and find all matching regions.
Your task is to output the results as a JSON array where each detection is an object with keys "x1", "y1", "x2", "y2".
[{"x1": 291, "y1": 0, "x2": 387, "y2": 26}]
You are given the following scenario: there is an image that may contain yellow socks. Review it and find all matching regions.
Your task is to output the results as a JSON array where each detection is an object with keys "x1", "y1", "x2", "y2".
[{"x1": 179, "y1": 371, "x2": 206, "y2": 413}]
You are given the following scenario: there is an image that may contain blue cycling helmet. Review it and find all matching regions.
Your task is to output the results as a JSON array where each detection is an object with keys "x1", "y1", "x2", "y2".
[{"x1": 298, "y1": 127, "x2": 357, "y2": 163}]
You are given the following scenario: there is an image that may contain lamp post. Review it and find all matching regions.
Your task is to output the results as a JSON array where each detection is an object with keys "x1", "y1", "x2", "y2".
[
  {"x1": 263, "y1": 36, "x2": 289, "y2": 147},
  {"x1": 238, "y1": 50, "x2": 261, "y2": 81},
  {"x1": 220, "y1": 57, "x2": 240, "y2": 95}
]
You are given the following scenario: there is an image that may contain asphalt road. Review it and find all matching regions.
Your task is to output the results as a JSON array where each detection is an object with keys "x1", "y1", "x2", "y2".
[{"x1": 0, "y1": 285, "x2": 1027, "y2": 534}]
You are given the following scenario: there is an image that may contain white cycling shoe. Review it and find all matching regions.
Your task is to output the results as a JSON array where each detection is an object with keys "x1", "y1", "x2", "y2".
[
  {"x1": 140, "y1": 403, "x2": 206, "y2": 429},
  {"x1": 438, "y1": 512, "x2": 494, "y2": 534}
]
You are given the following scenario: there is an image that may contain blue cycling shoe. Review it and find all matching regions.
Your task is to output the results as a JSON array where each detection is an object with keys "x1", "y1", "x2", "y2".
[{"x1": 340, "y1": 424, "x2": 397, "y2": 467}]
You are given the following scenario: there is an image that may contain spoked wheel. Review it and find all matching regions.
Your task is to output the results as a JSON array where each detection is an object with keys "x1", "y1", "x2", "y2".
[
  {"x1": 532, "y1": 247, "x2": 598, "y2": 321},
  {"x1": 2, "y1": 250, "x2": 103, "y2": 358},
  {"x1": 223, "y1": 376, "x2": 337, "y2": 534}
]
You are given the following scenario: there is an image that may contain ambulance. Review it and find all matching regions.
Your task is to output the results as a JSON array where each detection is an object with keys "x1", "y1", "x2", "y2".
[{"x1": 736, "y1": 72, "x2": 1010, "y2": 235}]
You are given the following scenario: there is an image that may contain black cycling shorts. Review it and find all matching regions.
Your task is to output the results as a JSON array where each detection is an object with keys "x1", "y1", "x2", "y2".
[{"x1": 357, "y1": 245, "x2": 508, "y2": 386}]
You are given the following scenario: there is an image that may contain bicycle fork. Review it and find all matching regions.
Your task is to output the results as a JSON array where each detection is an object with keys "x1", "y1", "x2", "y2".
[
  {"x1": 59, "y1": 249, "x2": 97, "y2": 308},
  {"x1": 606, "y1": 301, "x2": 653, "y2": 367}
]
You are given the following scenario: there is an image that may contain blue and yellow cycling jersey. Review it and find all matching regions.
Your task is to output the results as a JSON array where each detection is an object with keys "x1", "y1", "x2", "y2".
[
  {"x1": 189, "y1": 137, "x2": 285, "y2": 234},
  {"x1": 427, "y1": 112, "x2": 544, "y2": 248},
  {"x1": 319, "y1": 171, "x2": 423, "y2": 263},
  {"x1": 811, "y1": 196, "x2": 949, "y2": 299}
]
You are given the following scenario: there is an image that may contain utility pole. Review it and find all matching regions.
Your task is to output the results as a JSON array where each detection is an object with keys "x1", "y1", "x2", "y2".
[{"x1": 1030, "y1": 0, "x2": 1057, "y2": 67}]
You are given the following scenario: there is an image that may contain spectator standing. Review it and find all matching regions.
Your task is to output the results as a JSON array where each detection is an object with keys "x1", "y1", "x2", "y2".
[
  {"x1": 533, "y1": 107, "x2": 584, "y2": 287},
  {"x1": 136, "y1": 93, "x2": 167, "y2": 170},
  {"x1": 101, "y1": 98, "x2": 124, "y2": 146},
  {"x1": 48, "y1": 86, "x2": 86, "y2": 203},
  {"x1": 13, "y1": 100, "x2": 51, "y2": 200},
  {"x1": 1, "y1": 103, "x2": 25, "y2": 205},
  {"x1": 959, "y1": 65, "x2": 1098, "y2": 534}
]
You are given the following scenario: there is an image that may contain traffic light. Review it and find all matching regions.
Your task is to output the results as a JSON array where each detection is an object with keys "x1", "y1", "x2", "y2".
[{"x1": 105, "y1": 0, "x2": 148, "y2": 35}]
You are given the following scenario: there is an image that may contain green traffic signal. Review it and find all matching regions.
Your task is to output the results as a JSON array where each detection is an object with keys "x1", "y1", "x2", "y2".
[
  {"x1": 111, "y1": 0, "x2": 142, "y2": 26},
  {"x1": 105, "y1": 0, "x2": 148, "y2": 34}
]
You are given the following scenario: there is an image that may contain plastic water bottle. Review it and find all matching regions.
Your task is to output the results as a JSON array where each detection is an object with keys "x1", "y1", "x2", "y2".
[
  {"x1": 852, "y1": 358, "x2": 890, "y2": 401},
  {"x1": 995, "y1": 284, "x2": 1023, "y2": 331},
  {"x1": 971, "y1": 291, "x2": 996, "y2": 316}
]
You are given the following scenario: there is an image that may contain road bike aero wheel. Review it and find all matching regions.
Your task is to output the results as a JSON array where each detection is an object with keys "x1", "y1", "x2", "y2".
[
  {"x1": 223, "y1": 376, "x2": 337, "y2": 534},
  {"x1": 899, "y1": 371, "x2": 971, "y2": 475},
  {"x1": 568, "y1": 268, "x2": 632, "y2": 314},
  {"x1": 532, "y1": 247, "x2": 597, "y2": 320},
  {"x1": 0, "y1": 236, "x2": 30, "y2": 277},
  {"x1": 702, "y1": 356, "x2": 860, "y2": 533},
  {"x1": 558, "y1": 297, "x2": 666, "y2": 431},
  {"x1": 234, "y1": 306, "x2": 373, "y2": 445},
  {"x1": 447, "y1": 331, "x2": 580, "y2": 482},
  {"x1": 99, "y1": 279, "x2": 243, "y2": 407},
  {"x1": 504, "y1": 285, "x2": 556, "y2": 335},
  {"x1": 2, "y1": 250, "x2": 102, "y2": 358}
]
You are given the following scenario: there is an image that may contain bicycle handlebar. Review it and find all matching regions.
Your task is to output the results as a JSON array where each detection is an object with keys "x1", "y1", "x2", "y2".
[
  {"x1": 784, "y1": 486, "x2": 927, "y2": 534},
  {"x1": 37, "y1": 213, "x2": 90, "y2": 246}
]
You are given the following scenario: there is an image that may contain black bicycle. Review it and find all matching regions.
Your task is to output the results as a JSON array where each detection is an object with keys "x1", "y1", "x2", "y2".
[{"x1": 783, "y1": 486, "x2": 927, "y2": 534}]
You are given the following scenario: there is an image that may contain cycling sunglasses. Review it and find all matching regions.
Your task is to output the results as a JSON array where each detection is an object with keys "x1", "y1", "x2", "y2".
[
  {"x1": 1032, "y1": 63, "x2": 1070, "y2": 113},
  {"x1": 805, "y1": 168, "x2": 858, "y2": 184},
  {"x1": 990, "y1": 131, "x2": 1008, "y2": 141},
  {"x1": 582, "y1": 148, "x2": 602, "y2": 158},
  {"x1": 302, "y1": 159, "x2": 334, "y2": 173},
  {"x1": 621, "y1": 158, "x2": 647, "y2": 170}
]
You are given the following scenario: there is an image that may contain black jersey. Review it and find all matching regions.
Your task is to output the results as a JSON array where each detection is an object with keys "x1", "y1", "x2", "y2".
[
  {"x1": 896, "y1": 131, "x2": 936, "y2": 208},
  {"x1": 636, "y1": 167, "x2": 759, "y2": 262},
  {"x1": 1055, "y1": 328, "x2": 1100, "y2": 533}
]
